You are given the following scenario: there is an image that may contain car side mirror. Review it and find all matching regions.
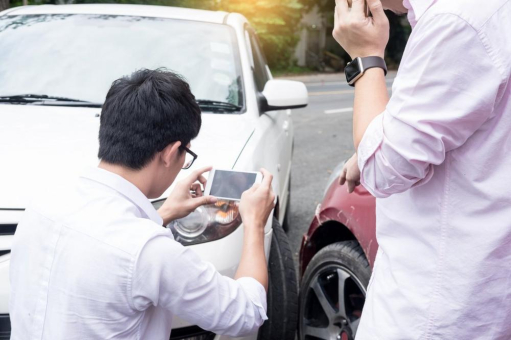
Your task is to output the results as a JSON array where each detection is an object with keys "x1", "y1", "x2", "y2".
[{"x1": 260, "y1": 79, "x2": 308, "y2": 113}]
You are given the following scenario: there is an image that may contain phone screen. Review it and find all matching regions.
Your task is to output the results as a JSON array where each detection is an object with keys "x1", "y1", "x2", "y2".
[{"x1": 209, "y1": 170, "x2": 257, "y2": 200}]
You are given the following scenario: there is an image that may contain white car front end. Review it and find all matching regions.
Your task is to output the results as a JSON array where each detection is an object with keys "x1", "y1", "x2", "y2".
[{"x1": 0, "y1": 4, "x2": 307, "y2": 339}]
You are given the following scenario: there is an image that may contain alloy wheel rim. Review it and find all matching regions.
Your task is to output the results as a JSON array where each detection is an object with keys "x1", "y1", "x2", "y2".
[{"x1": 301, "y1": 264, "x2": 366, "y2": 340}]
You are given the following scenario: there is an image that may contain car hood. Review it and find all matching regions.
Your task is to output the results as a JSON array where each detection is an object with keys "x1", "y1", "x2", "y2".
[{"x1": 0, "y1": 105, "x2": 254, "y2": 209}]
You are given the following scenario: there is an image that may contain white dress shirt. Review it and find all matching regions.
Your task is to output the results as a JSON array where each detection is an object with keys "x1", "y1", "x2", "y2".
[
  {"x1": 356, "y1": 0, "x2": 511, "y2": 339},
  {"x1": 9, "y1": 167, "x2": 267, "y2": 340}
]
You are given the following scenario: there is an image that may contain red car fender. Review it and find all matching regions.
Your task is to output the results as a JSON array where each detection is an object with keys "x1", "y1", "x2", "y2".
[{"x1": 300, "y1": 182, "x2": 378, "y2": 277}]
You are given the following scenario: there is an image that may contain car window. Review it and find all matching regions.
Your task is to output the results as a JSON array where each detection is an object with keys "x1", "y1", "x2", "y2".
[
  {"x1": 247, "y1": 29, "x2": 270, "y2": 93},
  {"x1": 0, "y1": 14, "x2": 244, "y2": 111}
]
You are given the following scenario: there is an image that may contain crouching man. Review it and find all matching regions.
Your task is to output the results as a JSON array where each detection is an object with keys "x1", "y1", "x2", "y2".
[{"x1": 9, "y1": 69, "x2": 275, "y2": 339}]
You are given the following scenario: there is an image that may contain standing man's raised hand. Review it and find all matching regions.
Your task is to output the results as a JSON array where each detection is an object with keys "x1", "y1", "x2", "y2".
[
  {"x1": 333, "y1": 0, "x2": 390, "y2": 59},
  {"x1": 339, "y1": 153, "x2": 361, "y2": 193}
]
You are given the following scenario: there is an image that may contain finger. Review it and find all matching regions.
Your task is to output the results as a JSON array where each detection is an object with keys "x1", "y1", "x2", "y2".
[
  {"x1": 249, "y1": 183, "x2": 261, "y2": 192},
  {"x1": 351, "y1": 0, "x2": 366, "y2": 17},
  {"x1": 339, "y1": 167, "x2": 347, "y2": 185},
  {"x1": 335, "y1": 0, "x2": 349, "y2": 16},
  {"x1": 185, "y1": 166, "x2": 213, "y2": 185},
  {"x1": 259, "y1": 168, "x2": 273, "y2": 188},
  {"x1": 348, "y1": 180, "x2": 356, "y2": 193},
  {"x1": 242, "y1": 183, "x2": 259, "y2": 198},
  {"x1": 190, "y1": 195, "x2": 217, "y2": 210},
  {"x1": 366, "y1": 0, "x2": 386, "y2": 22},
  {"x1": 190, "y1": 183, "x2": 203, "y2": 197},
  {"x1": 197, "y1": 174, "x2": 207, "y2": 187}
]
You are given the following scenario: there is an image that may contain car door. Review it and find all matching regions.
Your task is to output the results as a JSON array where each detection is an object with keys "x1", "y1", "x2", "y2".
[{"x1": 246, "y1": 27, "x2": 293, "y2": 222}]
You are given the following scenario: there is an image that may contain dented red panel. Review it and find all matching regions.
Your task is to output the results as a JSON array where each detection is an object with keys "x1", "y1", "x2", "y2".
[{"x1": 300, "y1": 182, "x2": 378, "y2": 275}]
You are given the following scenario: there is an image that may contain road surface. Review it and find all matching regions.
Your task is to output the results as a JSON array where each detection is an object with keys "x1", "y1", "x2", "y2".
[{"x1": 281, "y1": 72, "x2": 395, "y2": 273}]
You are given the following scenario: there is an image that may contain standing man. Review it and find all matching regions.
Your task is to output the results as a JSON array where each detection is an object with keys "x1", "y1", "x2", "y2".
[
  {"x1": 336, "y1": 0, "x2": 511, "y2": 338},
  {"x1": 10, "y1": 69, "x2": 275, "y2": 339}
]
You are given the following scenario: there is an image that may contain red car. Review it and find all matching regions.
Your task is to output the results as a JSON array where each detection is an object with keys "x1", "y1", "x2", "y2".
[{"x1": 298, "y1": 162, "x2": 377, "y2": 340}]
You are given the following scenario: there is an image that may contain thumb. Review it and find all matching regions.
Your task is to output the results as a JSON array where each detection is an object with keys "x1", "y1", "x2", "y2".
[
  {"x1": 190, "y1": 195, "x2": 217, "y2": 210},
  {"x1": 339, "y1": 167, "x2": 347, "y2": 185},
  {"x1": 366, "y1": 0, "x2": 386, "y2": 22},
  {"x1": 348, "y1": 180, "x2": 355, "y2": 193}
]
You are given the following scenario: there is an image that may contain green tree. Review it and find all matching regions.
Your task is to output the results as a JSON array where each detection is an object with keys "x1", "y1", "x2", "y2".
[{"x1": 213, "y1": 0, "x2": 303, "y2": 70}]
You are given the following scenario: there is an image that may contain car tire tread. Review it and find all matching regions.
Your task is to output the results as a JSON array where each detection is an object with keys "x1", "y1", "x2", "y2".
[{"x1": 258, "y1": 217, "x2": 298, "y2": 340}]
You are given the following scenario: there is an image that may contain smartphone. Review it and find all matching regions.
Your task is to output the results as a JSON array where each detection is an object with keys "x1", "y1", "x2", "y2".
[{"x1": 204, "y1": 169, "x2": 262, "y2": 201}]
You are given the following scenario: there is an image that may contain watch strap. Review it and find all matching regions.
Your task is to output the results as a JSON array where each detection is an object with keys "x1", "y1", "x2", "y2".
[
  {"x1": 346, "y1": 56, "x2": 387, "y2": 87},
  {"x1": 360, "y1": 56, "x2": 387, "y2": 76}
]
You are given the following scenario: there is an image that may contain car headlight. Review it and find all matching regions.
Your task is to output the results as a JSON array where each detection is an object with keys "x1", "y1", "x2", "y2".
[{"x1": 151, "y1": 199, "x2": 242, "y2": 246}]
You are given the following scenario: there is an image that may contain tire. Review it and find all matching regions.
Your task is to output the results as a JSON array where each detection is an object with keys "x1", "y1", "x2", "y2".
[
  {"x1": 299, "y1": 241, "x2": 371, "y2": 340},
  {"x1": 258, "y1": 217, "x2": 298, "y2": 340}
]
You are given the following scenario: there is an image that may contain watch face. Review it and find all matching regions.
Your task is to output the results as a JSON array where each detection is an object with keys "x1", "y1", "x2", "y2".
[{"x1": 345, "y1": 59, "x2": 361, "y2": 83}]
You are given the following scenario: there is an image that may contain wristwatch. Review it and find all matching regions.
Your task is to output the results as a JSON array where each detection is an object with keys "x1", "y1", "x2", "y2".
[{"x1": 345, "y1": 56, "x2": 387, "y2": 87}]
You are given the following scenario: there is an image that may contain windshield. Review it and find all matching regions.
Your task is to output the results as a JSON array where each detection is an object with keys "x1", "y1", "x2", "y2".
[{"x1": 0, "y1": 14, "x2": 244, "y2": 111}]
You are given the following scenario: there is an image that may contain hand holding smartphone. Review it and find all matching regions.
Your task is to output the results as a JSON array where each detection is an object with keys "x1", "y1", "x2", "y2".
[{"x1": 204, "y1": 169, "x2": 263, "y2": 201}]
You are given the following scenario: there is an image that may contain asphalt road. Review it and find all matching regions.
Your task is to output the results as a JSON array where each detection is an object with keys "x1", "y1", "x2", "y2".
[{"x1": 280, "y1": 72, "x2": 396, "y2": 272}]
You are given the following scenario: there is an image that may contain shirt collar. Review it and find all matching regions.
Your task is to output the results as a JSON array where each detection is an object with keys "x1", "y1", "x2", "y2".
[
  {"x1": 402, "y1": 0, "x2": 437, "y2": 28},
  {"x1": 81, "y1": 167, "x2": 163, "y2": 225}
]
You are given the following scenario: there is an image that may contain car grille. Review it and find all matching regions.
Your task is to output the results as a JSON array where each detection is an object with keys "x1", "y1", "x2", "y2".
[
  {"x1": 0, "y1": 315, "x2": 10, "y2": 340},
  {"x1": 0, "y1": 224, "x2": 16, "y2": 236}
]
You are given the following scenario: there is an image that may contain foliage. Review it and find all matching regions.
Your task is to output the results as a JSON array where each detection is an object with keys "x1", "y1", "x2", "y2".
[{"x1": 214, "y1": 0, "x2": 303, "y2": 70}]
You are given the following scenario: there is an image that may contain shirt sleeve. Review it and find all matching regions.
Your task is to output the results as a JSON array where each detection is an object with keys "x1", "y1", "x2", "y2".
[
  {"x1": 130, "y1": 235, "x2": 267, "y2": 337},
  {"x1": 357, "y1": 13, "x2": 503, "y2": 198}
]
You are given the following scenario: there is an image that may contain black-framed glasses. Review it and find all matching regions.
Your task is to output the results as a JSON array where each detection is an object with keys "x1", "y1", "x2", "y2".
[{"x1": 180, "y1": 145, "x2": 198, "y2": 170}]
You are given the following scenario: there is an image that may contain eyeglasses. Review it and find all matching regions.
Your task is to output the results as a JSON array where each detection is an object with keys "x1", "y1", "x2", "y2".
[{"x1": 180, "y1": 145, "x2": 198, "y2": 170}]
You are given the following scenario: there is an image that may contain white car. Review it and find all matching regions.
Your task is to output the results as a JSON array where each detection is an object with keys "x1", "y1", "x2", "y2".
[{"x1": 0, "y1": 4, "x2": 308, "y2": 340}]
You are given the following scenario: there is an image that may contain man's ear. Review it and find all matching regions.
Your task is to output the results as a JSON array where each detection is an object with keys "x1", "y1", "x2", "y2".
[{"x1": 160, "y1": 141, "x2": 182, "y2": 168}]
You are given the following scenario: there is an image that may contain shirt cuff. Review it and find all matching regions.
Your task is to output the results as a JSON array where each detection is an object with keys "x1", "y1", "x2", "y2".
[
  {"x1": 236, "y1": 277, "x2": 268, "y2": 321},
  {"x1": 358, "y1": 114, "x2": 384, "y2": 175},
  {"x1": 357, "y1": 112, "x2": 435, "y2": 198}
]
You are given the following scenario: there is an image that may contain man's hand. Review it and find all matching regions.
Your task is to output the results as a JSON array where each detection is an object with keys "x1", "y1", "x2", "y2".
[
  {"x1": 333, "y1": 0, "x2": 389, "y2": 59},
  {"x1": 235, "y1": 168, "x2": 275, "y2": 291},
  {"x1": 157, "y1": 166, "x2": 217, "y2": 225},
  {"x1": 339, "y1": 153, "x2": 361, "y2": 193},
  {"x1": 239, "y1": 168, "x2": 276, "y2": 232}
]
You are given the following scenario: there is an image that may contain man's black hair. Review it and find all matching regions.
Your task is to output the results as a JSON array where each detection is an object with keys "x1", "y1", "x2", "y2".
[{"x1": 98, "y1": 68, "x2": 201, "y2": 170}]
